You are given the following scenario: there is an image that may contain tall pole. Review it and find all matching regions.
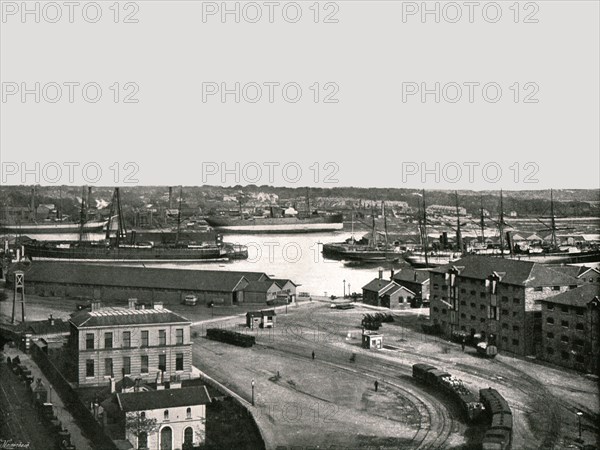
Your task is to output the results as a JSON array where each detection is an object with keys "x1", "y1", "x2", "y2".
[
  {"x1": 480, "y1": 196, "x2": 485, "y2": 244},
  {"x1": 550, "y1": 189, "x2": 558, "y2": 250},
  {"x1": 251, "y1": 379, "x2": 255, "y2": 406},
  {"x1": 422, "y1": 190, "x2": 429, "y2": 268},
  {"x1": 176, "y1": 186, "x2": 183, "y2": 245},
  {"x1": 79, "y1": 186, "x2": 87, "y2": 241}
]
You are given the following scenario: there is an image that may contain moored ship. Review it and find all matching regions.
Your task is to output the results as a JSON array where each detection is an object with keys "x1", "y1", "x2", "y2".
[{"x1": 206, "y1": 213, "x2": 344, "y2": 233}]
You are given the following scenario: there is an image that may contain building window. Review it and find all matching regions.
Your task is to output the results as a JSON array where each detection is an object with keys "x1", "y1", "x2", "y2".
[
  {"x1": 86, "y1": 359, "x2": 94, "y2": 377},
  {"x1": 176, "y1": 329, "x2": 184, "y2": 345},
  {"x1": 501, "y1": 309, "x2": 508, "y2": 316},
  {"x1": 123, "y1": 331, "x2": 131, "y2": 348},
  {"x1": 104, "y1": 332, "x2": 113, "y2": 349},
  {"x1": 433, "y1": 284, "x2": 439, "y2": 289},
  {"x1": 141, "y1": 355, "x2": 149, "y2": 374},
  {"x1": 547, "y1": 317, "x2": 554, "y2": 325},
  {"x1": 460, "y1": 288, "x2": 466, "y2": 294},
  {"x1": 86, "y1": 333, "x2": 94, "y2": 350},
  {"x1": 575, "y1": 323, "x2": 584, "y2": 331},
  {"x1": 513, "y1": 298, "x2": 520, "y2": 305},
  {"x1": 138, "y1": 432, "x2": 147, "y2": 449},
  {"x1": 575, "y1": 355, "x2": 585, "y2": 363},
  {"x1": 547, "y1": 303, "x2": 554, "y2": 310},
  {"x1": 502, "y1": 323, "x2": 508, "y2": 329},
  {"x1": 460, "y1": 313, "x2": 466, "y2": 319},
  {"x1": 561, "y1": 351, "x2": 569, "y2": 360},
  {"x1": 164, "y1": 410, "x2": 169, "y2": 420},
  {"x1": 141, "y1": 330, "x2": 149, "y2": 347},
  {"x1": 480, "y1": 318, "x2": 485, "y2": 323},
  {"x1": 546, "y1": 347, "x2": 554, "y2": 354},
  {"x1": 560, "y1": 306, "x2": 569, "y2": 313},
  {"x1": 512, "y1": 339, "x2": 519, "y2": 346},
  {"x1": 184, "y1": 427, "x2": 193, "y2": 445},
  {"x1": 534, "y1": 312, "x2": 542, "y2": 318},
  {"x1": 104, "y1": 358, "x2": 113, "y2": 377},
  {"x1": 480, "y1": 304, "x2": 485, "y2": 311},
  {"x1": 159, "y1": 330, "x2": 166, "y2": 346},
  {"x1": 575, "y1": 308, "x2": 584, "y2": 317},
  {"x1": 534, "y1": 287, "x2": 543, "y2": 292},
  {"x1": 569, "y1": 285, "x2": 578, "y2": 290},
  {"x1": 501, "y1": 336, "x2": 508, "y2": 343},
  {"x1": 547, "y1": 332, "x2": 554, "y2": 338},
  {"x1": 158, "y1": 354, "x2": 166, "y2": 372},
  {"x1": 470, "y1": 315, "x2": 476, "y2": 321},
  {"x1": 442, "y1": 309, "x2": 447, "y2": 315},
  {"x1": 186, "y1": 407, "x2": 192, "y2": 419},
  {"x1": 501, "y1": 296, "x2": 508, "y2": 302},
  {"x1": 561, "y1": 320, "x2": 569, "y2": 328},
  {"x1": 123, "y1": 357, "x2": 131, "y2": 375},
  {"x1": 512, "y1": 325, "x2": 519, "y2": 332},
  {"x1": 433, "y1": 307, "x2": 439, "y2": 313},
  {"x1": 176, "y1": 353, "x2": 184, "y2": 371},
  {"x1": 460, "y1": 300, "x2": 466, "y2": 306},
  {"x1": 560, "y1": 336, "x2": 569, "y2": 344},
  {"x1": 470, "y1": 290, "x2": 476, "y2": 295},
  {"x1": 574, "y1": 339, "x2": 584, "y2": 348},
  {"x1": 552, "y1": 286, "x2": 560, "y2": 291},
  {"x1": 470, "y1": 302, "x2": 476, "y2": 308},
  {"x1": 480, "y1": 292, "x2": 486, "y2": 298}
]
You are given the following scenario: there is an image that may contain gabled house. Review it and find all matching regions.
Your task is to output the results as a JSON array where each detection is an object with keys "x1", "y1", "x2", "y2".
[{"x1": 362, "y1": 277, "x2": 414, "y2": 309}]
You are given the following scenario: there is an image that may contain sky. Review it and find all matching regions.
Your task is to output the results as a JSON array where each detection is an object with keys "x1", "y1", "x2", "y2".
[{"x1": 1, "y1": 1, "x2": 599, "y2": 190}]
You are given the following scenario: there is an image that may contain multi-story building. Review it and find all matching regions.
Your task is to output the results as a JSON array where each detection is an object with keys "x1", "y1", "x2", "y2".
[
  {"x1": 539, "y1": 284, "x2": 600, "y2": 374},
  {"x1": 69, "y1": 301, "x2": 192, "y2": 387},
  {"x1": 429, "y1": 255, "x2": 582, "y2": 356}
]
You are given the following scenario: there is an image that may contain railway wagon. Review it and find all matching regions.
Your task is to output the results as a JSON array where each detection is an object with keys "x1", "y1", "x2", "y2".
[
  {"x1": 482, "y1": 428, "x2": 512, "y2": 450},
  {"x1": 412, "y1": 363, "x2": 436, "y2": 381},
  {"x1": 480, "y1": 388, "x2": 511, "y2": 416}
]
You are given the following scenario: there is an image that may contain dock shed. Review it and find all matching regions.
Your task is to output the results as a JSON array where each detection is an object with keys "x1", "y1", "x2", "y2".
[{"x1": 362, "y1": 330, "x2": 383, "y2": 349}]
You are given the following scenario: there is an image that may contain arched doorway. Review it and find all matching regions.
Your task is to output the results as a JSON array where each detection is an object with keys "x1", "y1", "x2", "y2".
[
  {"x1": 160, "y1": 426, "x2": 172, "y2": 450},
  {"x1": 183, "y1": 427, "x2": 193, "y2": 448}
]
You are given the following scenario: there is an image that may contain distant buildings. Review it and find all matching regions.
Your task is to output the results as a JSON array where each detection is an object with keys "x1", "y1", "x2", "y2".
[
  {"x1": 426, "y1": 205, "x2": 467, "y2": 216},
  {"x1": 362, "y1": 271, "x2": 415, "y2": 309},
  {"x1": 429, "y1": 256, "x2": 583, "y2": 356},
  {"x1": 69, "y1": 301, "x2": 192, "y2": 387}
]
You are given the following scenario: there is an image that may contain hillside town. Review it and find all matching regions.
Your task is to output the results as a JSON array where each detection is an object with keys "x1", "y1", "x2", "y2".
[{"x1": 0, "y1": 186, "x2": 599, "y2": 450}]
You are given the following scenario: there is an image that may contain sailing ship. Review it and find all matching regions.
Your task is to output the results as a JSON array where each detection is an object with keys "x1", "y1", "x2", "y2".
[
  {"x1": 205, "y1": 189, "x2": 343, "y2": 233},
  {"x1": 23, "y1": 187, "x2": 247, "y2": 262},
  {"x1": 322, "y1": 202, "x2": 404, "y2": 263}
]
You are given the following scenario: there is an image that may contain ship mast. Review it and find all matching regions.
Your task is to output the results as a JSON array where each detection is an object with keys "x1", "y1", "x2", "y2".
[
  {"x1": 79, "y1": 186, "x2": 87, "y2": 241},
  {"x1": 306, "y1": 187, "x2": 310, "y2": 216},
  {"x1": 480, "y1": 196, "x2": 485, "y2": 244},
  {"x1": 175, "y1": 186, "x2": 183, "y2": 245},
  {"x1": 371, "y1": 204, "x2": 376, "y2": 248},
  {"x1": 550, "y1": 189, "x2": 558, "y2": 250},
  {"x1": 383, "y1": 201, "x2": 389, "y2": 247},
  {"x1": 422, "y1": 189, "x2": 429, "y2": 268},
  {"x1": 498, "y1": 190, "x2": 505, "y2": 258},
  {"x1": 455, "y1": 191, "x2": 463, "y2": 253}
]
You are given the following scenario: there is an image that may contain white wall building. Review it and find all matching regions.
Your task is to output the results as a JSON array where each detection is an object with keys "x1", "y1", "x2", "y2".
[{"x1": 117, "y1": 385, "x2": 211, "y2": 450}]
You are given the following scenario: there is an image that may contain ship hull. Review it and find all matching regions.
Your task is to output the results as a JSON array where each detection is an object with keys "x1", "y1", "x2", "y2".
[
  {"x1": 0, "y1": 220, "x2": 107, "y2": 235},
  {"x1": 205, "y1": 214, "x2": 343, "y2": 233},
  {"x1": 322, "y1": 242, "x2": 403, "y2": 262},
  {"x1": 23, "y1": 243, "x2": 226, "y2": 262},
  {"x1": 498, "y1": 250, "x2": 600, "y2": 265}
]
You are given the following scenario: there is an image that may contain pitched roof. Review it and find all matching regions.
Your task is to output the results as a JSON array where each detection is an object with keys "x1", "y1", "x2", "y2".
[
  {"x1": 21, "y1": 318, "x2": 70, "y2": 335},
  {"x1": 246, "y1": 309, "x2": 276, "y2": 317},
  {"x1": 245, "y1": 280, "x2": 279, "y2": 293},
  {"x1": 117, "y1": 386, "x2": 211, "y2": 412},
  {"x1": 429, "y1": 255, "x2": 582, "y2": 287},
  {"x1": 392, "y1": 268, "x2": 430, "y2": 284},
  {"x1": 550, "y1": 265, "x2": 584, "y2": 279},
  {"x1": 23, "y1": 262, "x2": 265, "y2": 292},
  {"x1": 70, "y1": 307, "x2": 190, "y2": 328},
  {"x1": 362, "y1": 278, "x2": 395, "y2": 293},
  {"x1": 540, "y1": 284, "x2": 600, "y2": 307},
  {"x1": 272, "y1": 279, "x2": 298, "y2": 288},
  {"x1": 382, "y1": 284, "x2": 414, "y2": 297}
]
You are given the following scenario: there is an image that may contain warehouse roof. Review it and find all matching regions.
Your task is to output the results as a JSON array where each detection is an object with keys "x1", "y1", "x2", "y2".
[
  {"x1": 539, "y1": 284, "x2": 600, "y2": 307},
  {"x1": 70, "y1": 306, "x2": 190, "y2": 328},
  {"x1": 22, "y1": 262, "x2": 266, "y2": 292},
  {"x1": 245, "y1": 280, "x2": 279, "y2": 293},
  {"x1": 429, "y1": 256, "x2": 582, "y2": 287},
  {"x1": 392, "y1": 268, "x2": 430, "y2": 284},
  {"x1": 21, "y1": 318, "x2": 70, "y2": 335},
  {"x1": 117, "y1": 386, "x2": 211, "y2": 412}
]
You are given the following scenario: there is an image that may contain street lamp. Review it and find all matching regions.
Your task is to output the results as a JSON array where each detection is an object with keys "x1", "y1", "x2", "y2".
[
  {"x1": 251, "y1": 379, "x2": 255, "y2": 406},
  {"x1": 576, "y1": 411, "x2": 583, "y2": 443},
  {"x1": 343, "y1": 279, "x2": 346, "y2": 298},
  {"x1": 348, "y1": 283, "x2": 351, "y2": 298}
]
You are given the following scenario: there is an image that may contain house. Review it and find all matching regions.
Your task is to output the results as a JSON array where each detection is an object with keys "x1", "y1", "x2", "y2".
[
  {"x1": 272, "y1": 279, "x2": 298, "y2": 300},
  {"x1": 362, "y1": 273, "x2": 414, "y2": 309},
  {"x1": 244, "y1": 280, "x2": 281, "y2": 304},
  {"x1": 113, "y1": 386, "x2": 211, "y2": 450},
  {"x1": 539, "y1": 284, "x2": 600, "y2": 374},
  {"x1": 429, "y1": 255, "x2": 583, "y2": 356},
  {"x1": 20, "y1": 315, "x2": 70, "y2": 350},
  {"x1": 391, "y1": 268, "x2": 431, "y2": 304},
  {"x1": 246, "y1": 310, "x2": 276, "y2": 329},
  {"x1": 69, "y1": 301, "x2": 192, "y2": 387}
]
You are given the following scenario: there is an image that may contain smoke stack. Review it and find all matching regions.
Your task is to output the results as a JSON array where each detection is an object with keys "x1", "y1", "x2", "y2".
[
  {"x1": 390, "y1": 269, "x2": 395, "y2": 279},
  {"x1": 414, "y1": 271, "x2": 418, "y2": 282},
  {"x1": 378, "y1": 268, "x2": 383, "y2": 279},
  {"x1": 128, "y1": 298, "x2": 137, "y2": 310},
  {"x1": 91, "y1": 301, "x2": 101, "y2": 312},
  {"x1": 109, "y1": 377, "x2": 116, "y2": 393},
  {"x1": 49, "y1": 314, "x2": 54, "y2": 326}
]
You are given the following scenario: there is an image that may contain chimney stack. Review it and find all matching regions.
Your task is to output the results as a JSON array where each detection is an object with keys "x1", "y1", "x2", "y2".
[
  {"x1": 91, "y1": 301, "x2": 101, "y2": 312},
  {"x1": 414, "y1": 271, "x2": 418, "y2": 282},
  {"x1": 378, "y1": 268, "x2": 383, "y2": 280},
  {"x1": 390, "y1": 269, "x2": 395, "y2": 279},
  {"x1": 49, "y1": 314, "x2": 54, "y2": 326},
  {"x1": 128, "y1": 298, "x2": 137, "y2": 310},
  {"x1": 154, "y1": 302, "x2": 163, "y2": 310},
  {"x1": 109, "y1": 377, "x2": 116, "y2": 393}
]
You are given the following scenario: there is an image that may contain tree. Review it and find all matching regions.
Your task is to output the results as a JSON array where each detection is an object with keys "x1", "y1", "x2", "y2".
[{"x1": 125, "y1": 411, "x2": 159, "y2": 449}]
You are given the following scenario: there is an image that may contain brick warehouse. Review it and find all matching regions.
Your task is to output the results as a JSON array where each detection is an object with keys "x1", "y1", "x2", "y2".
[
  {"x1": 69, "y1": 301, "x2": 192, "y2": 387},
  {"x1": 11, "y1": 262, "x2": 292, "y2": 306},
  {"x1": 539, "y1": 284, "x2": 600, "y2": 374},
  {"x1": 429, "y1": 256, "x2": 583, "y2": 356}
]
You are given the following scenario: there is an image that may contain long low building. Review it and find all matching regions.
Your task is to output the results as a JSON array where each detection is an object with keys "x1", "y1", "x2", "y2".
[{"x1": 9, "y1": 262, "x2": 296, "y2": 306}]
